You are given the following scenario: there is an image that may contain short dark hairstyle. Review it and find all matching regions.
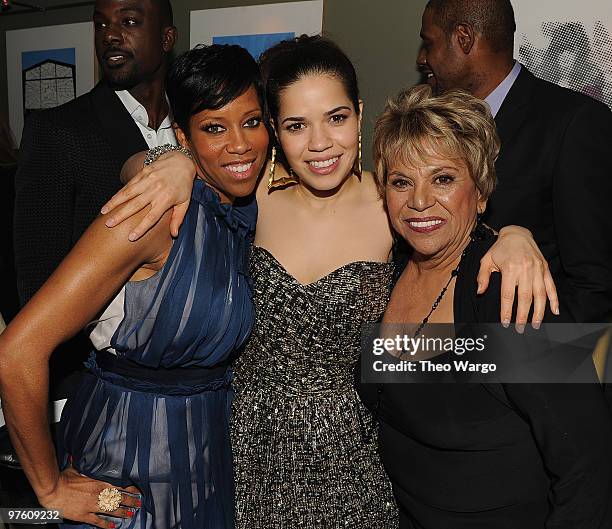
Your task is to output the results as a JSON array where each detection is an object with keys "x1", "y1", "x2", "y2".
[
  {"x1": 166, "y1": 44, "x2": 265, "y2": 137},
  {"x1": 426, "y1": 0, "x2": 516, "y2": 52},
  {"x1": 260, "y1": 34, "x2": 361, "y2": 124},
  {"x1": 151, "y1": 0, "x2": 173, "y2": 27}
]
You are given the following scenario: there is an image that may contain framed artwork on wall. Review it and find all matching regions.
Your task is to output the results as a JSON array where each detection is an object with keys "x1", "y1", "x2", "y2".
[
  {"x1": 6, "y1": 21, "x2": 95, "y2": 144},
  {"x1": 189, "y1": 0, "x2": 324, "y2": 60},
  {"x1": 513, "y1": 0, "x2": 612, "y2": 109}
]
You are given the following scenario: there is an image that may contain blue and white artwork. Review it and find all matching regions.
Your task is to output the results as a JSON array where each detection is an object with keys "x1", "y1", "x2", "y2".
[
  {"x1": 21, "y1": 47, "x2": 76, "y2": 114},
  {"x1": 7, "y1": 21, "x2": 94, "y2": 143},
  {"x1": 213, "y1": 32, "x2": 295, "y2": 60}
]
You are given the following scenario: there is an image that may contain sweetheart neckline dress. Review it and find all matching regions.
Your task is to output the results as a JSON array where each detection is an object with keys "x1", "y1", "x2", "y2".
[{"x1": 231, "y1": 245, "x2": 399, "y2": 528}]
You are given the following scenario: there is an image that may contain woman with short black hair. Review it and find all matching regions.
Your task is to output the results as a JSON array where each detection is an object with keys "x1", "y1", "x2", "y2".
[{"x1": 0, "y1": 44, "x2": 268, "y2": 529}]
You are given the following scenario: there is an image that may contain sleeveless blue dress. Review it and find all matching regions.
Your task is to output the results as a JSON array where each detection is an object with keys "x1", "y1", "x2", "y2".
[{"x1": 57, "y1": 179, "x2": 256, "y2": 529}]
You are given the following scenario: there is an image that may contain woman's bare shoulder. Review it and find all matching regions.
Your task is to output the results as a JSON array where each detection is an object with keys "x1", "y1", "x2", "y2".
[{"x1": 88, "y1": 205, "x2": 173, "y2": 265}]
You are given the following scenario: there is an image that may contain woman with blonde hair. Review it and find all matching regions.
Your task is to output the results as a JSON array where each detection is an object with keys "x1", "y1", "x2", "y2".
[{"x1": 361, "y1": 84, "x2": 612, "y2": 528}]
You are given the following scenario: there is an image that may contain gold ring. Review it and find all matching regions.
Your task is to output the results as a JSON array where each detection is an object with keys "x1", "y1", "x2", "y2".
[{"x1": 98, "y1": 487, "x2": 122, "y2": 512}]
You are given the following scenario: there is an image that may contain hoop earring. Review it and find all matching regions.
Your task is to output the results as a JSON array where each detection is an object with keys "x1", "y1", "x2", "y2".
[{"x1": 267, "y1": 145, "x2": 299, "y2": 191}]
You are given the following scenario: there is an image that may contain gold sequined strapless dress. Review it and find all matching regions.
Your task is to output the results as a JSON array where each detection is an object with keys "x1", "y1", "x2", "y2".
[{"x1": 231, "y1": 246, "x2": 399, "y2": 528}]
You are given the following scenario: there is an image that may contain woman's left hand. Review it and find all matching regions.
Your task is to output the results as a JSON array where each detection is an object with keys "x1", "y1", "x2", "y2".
[{"x1": 478, "y1": 225, "x2": 559, "y2": 332}]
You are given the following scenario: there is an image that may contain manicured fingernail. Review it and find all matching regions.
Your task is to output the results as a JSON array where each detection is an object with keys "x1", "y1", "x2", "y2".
[
  {"x1": 553, "y1": 305, "x2": 560, "y2": 315},
  {"x1": 128, "y1": 232, "x2": 137, "y2": 241},
  {"x1": 516, "y1": 324, "x2": 525, "y2": 334},
  {"x1": 100, "y1": 206, "x2": 109, "y2": 214},
  {"x1": 127, "y1": 510, "x2": 134, "y2": 518},
  {"x1": 477, "y1": 282, "x2": 483, "y2": 294},
  {"x1": 532, "y1": 321, "x2": 541, "y2": 330},
  {"x1": 136, "y1": 499, "x2": 142, "y2": 508},
  {"x1": 109, "y1": 524, "x2": 116, "y2": 529},
  {"x1": 502, "y1": 319, "x2": 510, "y2": 328},
  {"x1": 105, "y1": 218, "x2": 116, "y2": 227}
]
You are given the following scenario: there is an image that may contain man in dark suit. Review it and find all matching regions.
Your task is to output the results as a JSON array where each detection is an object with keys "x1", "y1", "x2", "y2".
[
  {"x1": 13, "y1": 0, "x2": 177, "y2": 404},
  {"x1": 417, "y1": 0, "x2": 612, "y2": 324}
]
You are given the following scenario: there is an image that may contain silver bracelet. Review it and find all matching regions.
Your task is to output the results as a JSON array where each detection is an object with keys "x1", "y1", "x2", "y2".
[{"x1": 143, "y1": 144, "x2": 193, "y2": 166}]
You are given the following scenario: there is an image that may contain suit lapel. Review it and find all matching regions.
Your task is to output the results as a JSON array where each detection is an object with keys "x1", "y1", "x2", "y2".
[
  {"x1": 89, "y1": 81, "x2": 149, "y2": 164},
  {"x1": 494, "y1": 67, "x2": 535, "y2": 148}
]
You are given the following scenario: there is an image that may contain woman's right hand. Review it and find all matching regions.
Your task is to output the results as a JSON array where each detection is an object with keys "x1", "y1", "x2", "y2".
[
  {"x1": 101, "y1": 150, "x2": 197, "y2": 241},
  {"x1": 38, "y1": 466, "x2": 142, "y2": 529}
]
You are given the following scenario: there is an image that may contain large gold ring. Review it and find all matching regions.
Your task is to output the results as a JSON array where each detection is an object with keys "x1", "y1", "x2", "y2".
[{"x1": 98, "y1": 487, "x2": 122, "y2": 512}]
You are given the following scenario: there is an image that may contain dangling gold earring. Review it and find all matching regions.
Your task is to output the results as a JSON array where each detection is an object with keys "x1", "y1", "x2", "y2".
[
  {"x1": 267, "y1": 145, "x2": 277, "y2": 189},
  {"x1": 267, "y1": 145, "x2": 299, "y2": 191}
]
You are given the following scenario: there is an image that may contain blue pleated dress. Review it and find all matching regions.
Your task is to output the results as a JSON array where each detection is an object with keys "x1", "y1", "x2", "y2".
[{"x1": 57, "y1": 179, "x2": 256, "y2": 529}]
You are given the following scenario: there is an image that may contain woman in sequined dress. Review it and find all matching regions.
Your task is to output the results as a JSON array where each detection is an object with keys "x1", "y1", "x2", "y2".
[
  {"x1": 0, "y1": 45, "x2": 268, "y2": 529},
  {"x1": 103, "y1": 37, "x2": 558, "y2": 528}
]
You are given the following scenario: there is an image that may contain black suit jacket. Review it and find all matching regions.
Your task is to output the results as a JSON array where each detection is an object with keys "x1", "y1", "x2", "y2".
[
  {"x1": 485, "y1": 66, "x2": 612, "y2": 323},
  {"x1": 361, "y1": 232, "x2": 612, "y2": 529},
  {"x1": 13, "y1": 81, "x2": 148, "y2": 398},
  {"x1": 1, "y1": 162, "x2": 18, "y2": 323}
]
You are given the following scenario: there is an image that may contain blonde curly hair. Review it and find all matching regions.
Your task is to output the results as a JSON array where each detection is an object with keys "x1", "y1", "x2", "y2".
[{"x1": 373, "y1": 84, "x2": 500, "y2": 201}]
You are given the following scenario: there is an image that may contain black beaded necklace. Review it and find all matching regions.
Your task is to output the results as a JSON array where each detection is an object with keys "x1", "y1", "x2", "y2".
[
  {"x1": 411, "y1": 228, "x2": 481, "y2": 338},
  {"x1": 365, "y1": 222, "x2": 490, "y2": 442},
  {"x1": 411, "y1": 261, "x2": 461, "y2": 338}
]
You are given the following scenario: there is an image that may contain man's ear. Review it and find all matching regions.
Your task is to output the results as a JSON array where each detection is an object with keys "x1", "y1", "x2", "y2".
[
  {"x1": 173, "y1": 123, "x2": 189, "y2": 149},
  {"x1": 163, "y1": 25, "x2": 178, "y2": 53},
  {"x1": 455, "y1": 23, "x2": 475, "y2": 54}
]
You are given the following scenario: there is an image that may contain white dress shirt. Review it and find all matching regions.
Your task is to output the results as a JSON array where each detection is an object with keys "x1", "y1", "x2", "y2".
[
  {"x1": 484, "y1": 61, "x2": 522, "y2": 118},
  {"x1": 115, "y1": 89, "x2": 177, "y2": 148}
]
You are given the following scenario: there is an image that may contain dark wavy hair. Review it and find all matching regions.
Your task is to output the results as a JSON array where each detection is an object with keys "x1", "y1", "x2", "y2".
[
  {"x1": 260, "y1": 34, "x2": 360, "y2": 124},
  {"x1": 166, "y1": 44, "x2": 265, "y2": 137},
  {"x1": 259, "y1": 35, "x2": 360, "y2": 171}
]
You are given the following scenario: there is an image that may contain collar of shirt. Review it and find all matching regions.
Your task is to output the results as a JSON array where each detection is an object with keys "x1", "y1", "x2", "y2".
[
  {"x1": 484, "y1": 61, "x2": 522, "y2": 118},
  {"x1": 115, "y1": 89, "x2": 173, "y2": 132}
]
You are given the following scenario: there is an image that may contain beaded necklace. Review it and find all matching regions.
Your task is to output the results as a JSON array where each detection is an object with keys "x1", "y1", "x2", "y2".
[{"x1": 411, "y1": 243, "x2": 469, "y2": 338}]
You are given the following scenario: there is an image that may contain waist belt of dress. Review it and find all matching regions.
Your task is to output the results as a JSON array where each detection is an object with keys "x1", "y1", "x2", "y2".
[{"x1": 95, "y1": 350, "x2": 230, "y2": 386}]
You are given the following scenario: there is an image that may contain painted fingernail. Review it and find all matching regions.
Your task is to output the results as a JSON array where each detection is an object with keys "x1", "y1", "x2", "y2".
[
  {"x1": 127, "y1": 510, "x2": 134, "y2": 518},
  {"x1": 109, "y1": 524, "x2": 116, "y2": 529},
  {"x1": 136, "y1": 498, "x2": 142, "y2": 508},
  {"x1": 532, "y1": 321, "x2": 541, "y2": 330},
  {"x1": 553, "y1": 305, "x2": 560, "y2": 315},
  {"x1": 502, "y1": 319, "x2": 510, "y2": 328},
  {"x1": 516, "y1": 324, "x2": 525, "y2": 334}
]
